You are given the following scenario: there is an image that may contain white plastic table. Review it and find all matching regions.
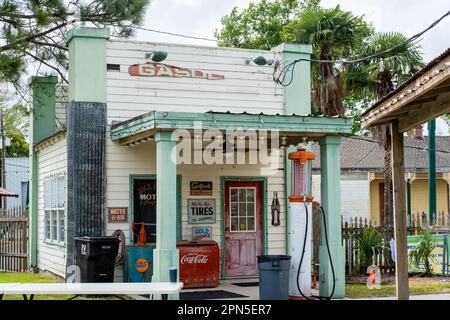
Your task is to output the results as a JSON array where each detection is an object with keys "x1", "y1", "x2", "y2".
[{"x1": 0, "y1": 282, "x2": 183, "y2": 300}]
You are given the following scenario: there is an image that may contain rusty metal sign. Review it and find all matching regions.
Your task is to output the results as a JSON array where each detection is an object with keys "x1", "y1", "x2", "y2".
[
  {"x1": 108, "y1": 207, "x2": 128, "y2": 223},
  {"x1": 128, "y1": 62, "x2": 225, "y2": 80}
]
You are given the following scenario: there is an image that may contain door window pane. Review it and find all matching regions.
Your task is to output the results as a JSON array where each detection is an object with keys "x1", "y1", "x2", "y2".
[
  {"x1": 231, "y1": 218, "x2": 238, "y2": 231},
  {"x1": 230, "y1": 189, "x2": 238, "y2": 202},
  {"x1": 231, "y1": 203, "x2": 238, "y2": 216},
  {"x1": 229, "y1": 187, "x2": 257, "y2": 232}
]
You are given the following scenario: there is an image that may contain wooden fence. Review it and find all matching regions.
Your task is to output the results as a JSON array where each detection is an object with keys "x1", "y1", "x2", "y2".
[
  {"x1": 0, "y1": 206, "x2": 28, "y2": 272},
  {"x1": 342, "y1": 211, "x2": 450, "y2": 276}
]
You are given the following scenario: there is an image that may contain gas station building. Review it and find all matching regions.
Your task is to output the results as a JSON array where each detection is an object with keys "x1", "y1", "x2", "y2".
[{"x1": 29, "y1": 27, "x2": 353, "y2": 298}]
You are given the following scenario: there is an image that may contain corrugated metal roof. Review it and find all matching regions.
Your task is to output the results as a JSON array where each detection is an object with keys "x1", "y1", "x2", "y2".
[
  {"x1": 311, "y1": 136, "x2": 450, "y2": 172},
  {"x1": 362, "y1": 48, "x2": 450, "y2": 117}
]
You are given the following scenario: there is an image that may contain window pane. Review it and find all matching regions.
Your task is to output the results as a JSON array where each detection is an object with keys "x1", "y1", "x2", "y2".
[
  {"x1": 231, "y1": 203, "x2": 238, "y2": 216},
  {"x1": 51, "y1": 211, "x2": 57, "y2": 241},
  {"x1": 51, "y1": 178, "x2": 58, "y2": 208},
  {"x1": 247, "y1": 217, "x2": 255, "y2": 231},
  {"x1": 58, "y1": 177, "x2": 65, "y2": 208},
  {"x1": 231, "y1": 218, "x2": 238, "y2": 231},
  {"x1": 247, "y1": 189, "x2": 254, "y2": 202},
  {"x1": 58, "y1": 210, "x2": 65, "y2": 243},
  {"x1": 239, "y1": 218, "x2": 246, "y2": 231},
  {"x1": 45, "y1": 211, "x2": 51, "y2": 240},
  {"x1": 239, "y1": 203, "x2": 246, "y2": 217},
  {"x1": 44, "y1": 181, "x2": 50, "y2": 208},
  {"x1": 230, "y1": 189, "x2": 238, "y2": 202},
  {"x1": 238, "y1": 189, "x2": 246, "y2": 202},
  {"x1": 247, "y1": 203, "x2": 255, "y2": 218}
]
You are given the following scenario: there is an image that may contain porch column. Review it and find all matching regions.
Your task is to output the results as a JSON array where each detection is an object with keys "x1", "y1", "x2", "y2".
[
  {"x1": 152, "y1": 131, "x2": 179, "y2": 300},
  {"x1": 318, "y1": 136, "x2": 345, "y2": 298},
  {"x1": 391, "y1": 121, "x2": 409, "y2": 300}
]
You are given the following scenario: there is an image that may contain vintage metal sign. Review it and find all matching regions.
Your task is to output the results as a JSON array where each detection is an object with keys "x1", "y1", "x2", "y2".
[
  {"x1": 188, "y1": 199, "x2": 216, "y2": 224},
  {"x1": 108, "y1": 207, "x2": 128, "y2": 223},
  {"x1": 192, "y1": 227, "x2": 212, "y2": 241},
  {"x1": 128, "y1": 62, "x2": 225, "y2": 80},
  {"x1": 190, "y1": 181, "x2": 213, "y2": 196}
]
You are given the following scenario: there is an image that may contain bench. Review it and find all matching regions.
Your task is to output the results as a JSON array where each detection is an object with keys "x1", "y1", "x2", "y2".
[{"x1": 0, "y1": 282, "x2": 183, "y2": 300}]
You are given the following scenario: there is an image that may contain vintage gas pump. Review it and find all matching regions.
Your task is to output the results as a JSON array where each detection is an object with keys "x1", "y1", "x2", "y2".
[{"x1": 288, "y1": 146, "x2": 315, "y2": 299}]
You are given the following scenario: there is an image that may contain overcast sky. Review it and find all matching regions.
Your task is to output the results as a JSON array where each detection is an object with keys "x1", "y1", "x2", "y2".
[
  {"x1": 135, "y1": 0, "x2": 450, "y2": 62},
  {"x1": 132, "y1": 0, "x2": 449, "y2": 134}
]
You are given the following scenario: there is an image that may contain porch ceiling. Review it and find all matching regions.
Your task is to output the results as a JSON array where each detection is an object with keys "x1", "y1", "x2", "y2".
[
  {"x1": 361, "y1": 48, "x2": 450, "y2": 132},
  {"x1": 110, "y1": 111, "x2": 353, "y2": 146}
]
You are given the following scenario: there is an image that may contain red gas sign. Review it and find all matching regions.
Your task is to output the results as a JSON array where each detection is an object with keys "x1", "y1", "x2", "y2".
[{"x1": 128, "y1": 63, "x2": 224, "y2": 80}]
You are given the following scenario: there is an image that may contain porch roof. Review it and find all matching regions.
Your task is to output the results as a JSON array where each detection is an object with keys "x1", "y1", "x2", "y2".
[
  {"x1": 361, "y1": 48, "x2": 450, "y2": 132},
  {"x1": 110, "y1": 111, "x2": 353, "y2": 146}
]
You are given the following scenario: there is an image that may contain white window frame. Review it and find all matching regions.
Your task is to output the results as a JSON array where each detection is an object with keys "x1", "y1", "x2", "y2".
[
  {"x1": 229, "y1": 187, "x2": 257, "y2": 233},
  {"x1": 44, "y1": 174, "x2": 66, "y2": 245}
]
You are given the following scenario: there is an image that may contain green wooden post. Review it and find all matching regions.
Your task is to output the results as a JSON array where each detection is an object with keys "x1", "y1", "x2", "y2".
[
  {"x1": 28, "y1": 76, "x2": 58, "y2": 269},
  {"x1": 428, "y1": 120, "x2": 436, "y2": 224},
  {"x1": 271, "y1": 43, "x2": 312, "y2": 115},
  {"x1": 67, "y1": 27, "x2": 109, "y2": 103},
  {"x1": 152, "y1": 131, "x2": 179, "y2": 300},
  {"x1": 318, "y1": 136, "x2": 345, "y2": 298}
]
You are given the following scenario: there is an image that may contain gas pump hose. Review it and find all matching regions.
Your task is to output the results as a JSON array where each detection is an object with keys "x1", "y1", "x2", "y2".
[{"x1": 296, "y1": 204, "x2": 336, "y2": 300}]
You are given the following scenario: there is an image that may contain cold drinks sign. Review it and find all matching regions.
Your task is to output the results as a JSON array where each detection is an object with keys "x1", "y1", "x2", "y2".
[{"x1": 188, "y1": 199, "x2": 216, "y2": 224}]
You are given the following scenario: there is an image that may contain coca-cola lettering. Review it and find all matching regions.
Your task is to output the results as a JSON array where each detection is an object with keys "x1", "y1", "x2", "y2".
[{"x1": 180, "y1": 254, "x2": 209, "y2": 264}]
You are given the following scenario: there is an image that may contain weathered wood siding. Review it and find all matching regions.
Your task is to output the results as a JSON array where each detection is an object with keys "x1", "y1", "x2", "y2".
[
  {"x1": 36, "y1": 135, "x2": 67, "y2": 277},
  {"x1": 106, "y1": 39, "x2": 283, "y2": 121},
  {"x1": 104, "y1": 140, "x2": 286, "y2": 279}
]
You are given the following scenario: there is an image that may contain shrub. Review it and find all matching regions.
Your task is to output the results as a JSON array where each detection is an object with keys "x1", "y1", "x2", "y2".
[
  {"x1": 354, "y1": 227, "x2": 385, "y2": 273},
  {"x1": 409, "y1": 230, "x2": 436, "y2": 277}
]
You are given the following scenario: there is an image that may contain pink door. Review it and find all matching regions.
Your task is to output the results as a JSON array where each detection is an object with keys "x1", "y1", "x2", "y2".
[{"x1": 225, "y1": 181, "x2": 262, "y2": 277}]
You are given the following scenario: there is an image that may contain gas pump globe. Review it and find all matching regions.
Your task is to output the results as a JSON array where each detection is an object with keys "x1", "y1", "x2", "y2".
[
  {"x1": 288, "y1": 147, "x2": 316, "y2": 299},
  {"x1": 288, "y1": 148, "x2": 315, "y2": 202}
]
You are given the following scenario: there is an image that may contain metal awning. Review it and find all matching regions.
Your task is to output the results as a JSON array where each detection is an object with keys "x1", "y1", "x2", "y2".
[
  {"x1": 361, "y1": 48, "x2": 450, "y2": 132},
  {"x1": 110, "y1": 111, "x2": 353, "y2": 146},
  {"x1": 0, "y1": 187, "x2": 19, "y2": 197}
]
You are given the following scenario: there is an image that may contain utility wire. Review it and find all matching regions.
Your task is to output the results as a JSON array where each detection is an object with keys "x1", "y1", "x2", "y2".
[
  {"x1": 131, "y1": 25, "x2": 218, "y2": 42},
  {"x1": 274, "y1": 9, "x2": 450, "y2": 86}
]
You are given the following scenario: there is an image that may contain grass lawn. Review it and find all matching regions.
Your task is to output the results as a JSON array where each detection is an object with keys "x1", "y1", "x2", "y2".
[
  {"x1": 346, "y1": 277, "x2": 450, "y2": 299},
  {"x1": 0, "y1": 272, "x2": 128, "y2": 300}
]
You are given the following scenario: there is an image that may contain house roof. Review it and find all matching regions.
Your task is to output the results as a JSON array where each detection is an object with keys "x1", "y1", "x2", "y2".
[
  {"x1": 311, "y1": 136, "x2": 450, "y2": 172},
  {"x1": 362, "y1": 48, "x2": 450, "y2": 117}
]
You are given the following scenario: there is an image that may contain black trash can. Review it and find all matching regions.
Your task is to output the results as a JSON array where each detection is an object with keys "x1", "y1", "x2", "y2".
[
  {"x1": 257, "y1": 255, "x2": 291, "y2": 300},
  {"x1": 74, "y1": 236, "x2": 120, "y2": 282}
]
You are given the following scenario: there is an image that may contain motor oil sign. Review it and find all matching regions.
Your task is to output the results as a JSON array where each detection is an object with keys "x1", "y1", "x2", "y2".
[{"x1": 188, "y1": 199, "x2": 216, "y2": 224}]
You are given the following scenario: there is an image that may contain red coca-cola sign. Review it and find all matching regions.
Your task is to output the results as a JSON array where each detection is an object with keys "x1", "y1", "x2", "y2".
[
  {"x1": 180, "y1": 254, "x2": 209, "y2": 264},
  {"x1": 177, "y1": 241, "x2": 220, "y2": 288}
]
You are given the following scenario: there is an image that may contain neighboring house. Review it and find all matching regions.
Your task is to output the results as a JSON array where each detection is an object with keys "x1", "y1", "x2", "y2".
[
  {"x1": 5, "y1": 157, "x2": 29, "y2": 209},
  {"x1": 311, "y1": 136, "x2": 450, "y2": 224}
]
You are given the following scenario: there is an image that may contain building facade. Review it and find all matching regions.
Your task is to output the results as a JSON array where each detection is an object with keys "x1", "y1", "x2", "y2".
[{"x1": 29, "y1": 27, "x2": 353, "y2": 298}]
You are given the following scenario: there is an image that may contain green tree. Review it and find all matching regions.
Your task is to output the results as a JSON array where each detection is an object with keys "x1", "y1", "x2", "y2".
[
  {"x1": 214, "y1": 0, "x2": 300, "y2": 50},
  {"x1": 282, "y1": 4, "x2": 373, "y2": 116},
  {"x1": 0, "y1": 0, "x2": 149, "y2": 85},
  {"x1": 5, "y1": 130, "x2": 29, "y2": 157},
  {"x1": 348, "y1": 32, "x2": 423, "y2": 239}
]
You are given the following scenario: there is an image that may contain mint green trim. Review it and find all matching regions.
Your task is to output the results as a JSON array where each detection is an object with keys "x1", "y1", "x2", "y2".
[
  {"x1": 110, "y1": 111, "x2": 353, "y2": 141},
  {"x1": 272, "y1": 43, "x2": 312, "y2": 115},
  {"x1": 176, "y1": 175, "x2": 182, "y2": 241},
  {"x1": 219, "y1": 176, "x2": 268, "y2": 279},
  {"x1": 318, "y1": 135, "x2": 345, "y2": 298},
  {"x1": 29, "y1": 152, "x2": 38, "y2": 268},
  {"x1": 128, "y1": 174, "x2": 182, "y2": 243},
  {"x1": 30, "y1": 76, "x2": 57, "y2": 144},
  {"x1": 68, "y1": 27, "x2": 109, "y2": 103}
]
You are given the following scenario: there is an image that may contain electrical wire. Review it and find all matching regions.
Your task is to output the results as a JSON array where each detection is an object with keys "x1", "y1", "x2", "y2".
[
  {"x1": 130, "y1": 25, "x2": 218, "y2": 42},
  {"x1": 274, "y1": 9, "x2": 450, "y2": 86}
]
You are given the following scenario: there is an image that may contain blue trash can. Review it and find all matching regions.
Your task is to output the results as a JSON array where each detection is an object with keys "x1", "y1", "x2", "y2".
[{"x1": 257, "y1": 255, "x2": 291, "y2": 300}]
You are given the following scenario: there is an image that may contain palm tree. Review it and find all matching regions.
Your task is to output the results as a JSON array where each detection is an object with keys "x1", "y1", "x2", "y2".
[
  {"x1": 282, "y1": 4, "x2": 372, "y2": 116},
  {"x1": 350, "y1": 32, "x2": 423, "y2": 238}
]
